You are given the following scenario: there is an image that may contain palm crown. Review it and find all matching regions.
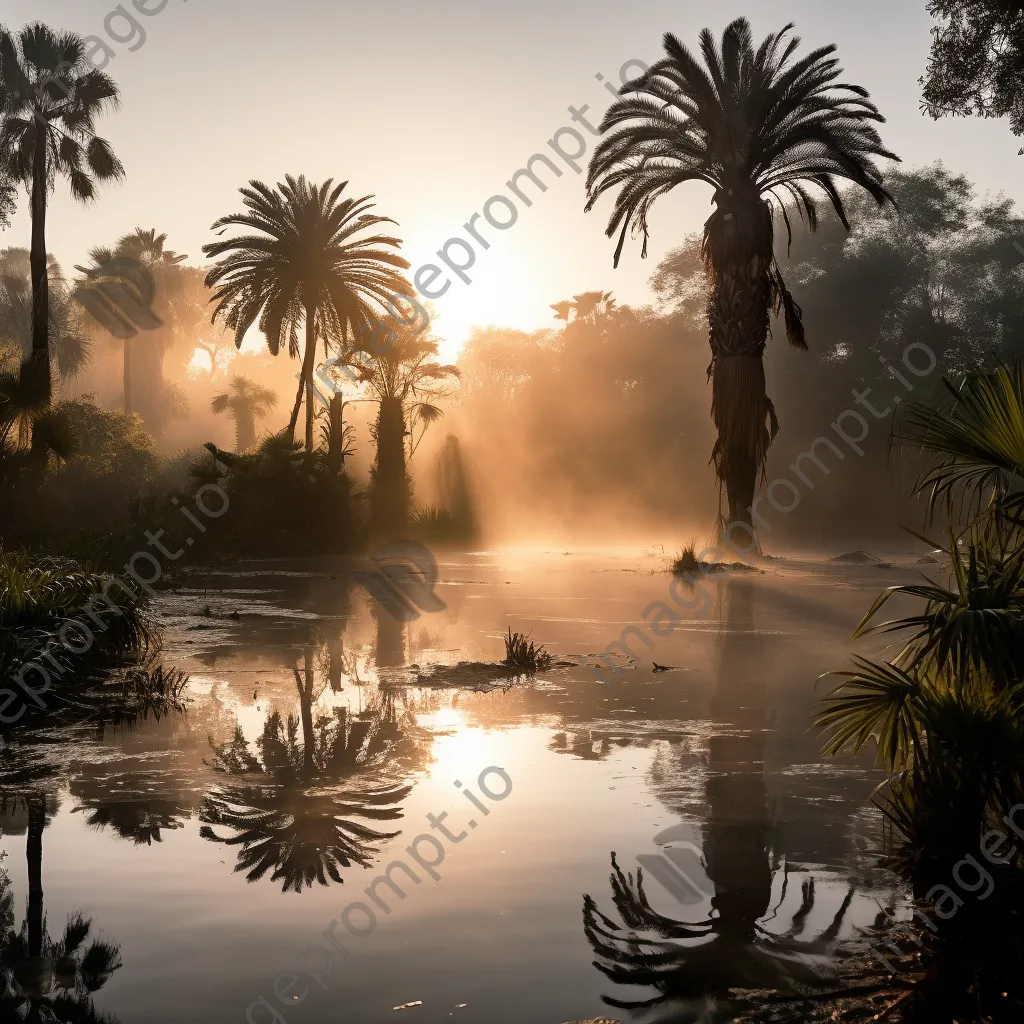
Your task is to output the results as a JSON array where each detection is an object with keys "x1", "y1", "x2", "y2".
[
  {"x1": 586, "y1": 18, "x2": 896, "y2": 268},
  {"x1": 0, "y1": 24, "x2": 123, "y2": 201}
]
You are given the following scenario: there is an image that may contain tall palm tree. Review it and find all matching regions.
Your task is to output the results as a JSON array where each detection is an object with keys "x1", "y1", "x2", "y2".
[
  {"x1": 211, "y1": 374, "x2": 278, "y2": 452},
  {"x1": 353, "y1": 320, "x2": 459, "y2": 534},
  {"x1": 0, "y1": 22, "x2": 123, "y2": 406},
  {"x1": 585, "y1": 18, "x2": 897, "y2": 539},
  {"x1": 203, "y1": 175, "x2": 412, "y2": 454}
]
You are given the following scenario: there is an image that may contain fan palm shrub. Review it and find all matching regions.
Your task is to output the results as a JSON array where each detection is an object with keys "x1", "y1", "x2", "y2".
[
  {"x1": 896, "y1": 359, "x2": 1024, "y2": 524},
  {"x1": 817, "y1": 360, "x2": 1024, "y2": 867},
  {"x1": 0, "y1": 22, "x2": 123, "y2": 407},
  {"x1": 203, "y1": 175, "x2": 412, "y2": 454},
  {"x1": 585, "y1": 17, "x2": 897, "y2": 538}
]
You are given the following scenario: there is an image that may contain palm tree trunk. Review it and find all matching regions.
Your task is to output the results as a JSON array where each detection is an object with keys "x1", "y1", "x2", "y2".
[
  {"x1": 304, "y1": 311, "x2": 316, "y2": 454},
  {"x1": 288, "y1": 308, "x2": 318, "y2": 452},
  {"x1": 370, "y1": 396, "x2": 410, "y2": 534},
  {"x1": 123, "y1": 338, "x2": 133, "y2": 414},
  {"x1": 27, "y1": 795, "x2": 45, "y2": 958},
  {"x1": 286, "y1": 374, "x2": 304, "y2": 445},
  {"x1": 327, "y1": 393, "x2": 344, "y2": 474},
  {"x1": 133, "y1": 326, "x2": 169, "y2": 430},
  {"x1": 237, "y1": 409, "x2": 255, "y2": 452},
  {"x1": 29, "y1": 127, "x2": 51, "y2": 420}
]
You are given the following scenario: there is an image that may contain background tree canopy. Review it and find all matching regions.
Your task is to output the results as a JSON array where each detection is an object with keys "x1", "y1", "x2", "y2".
[
  {"x1": 921, "y1": 1, "x2": 1024, "y2": 149},
  {"x1": 452, "y1": 165, "x2": 1024, "y2": 543}
]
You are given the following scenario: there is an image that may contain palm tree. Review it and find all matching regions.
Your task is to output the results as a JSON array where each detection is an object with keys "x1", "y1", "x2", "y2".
[
  {"x1": 585, "y1": 18, "x2": 897, "y2": 539},
  {"x1": 353, "y1": 320, "x2": 460, "y2": 533},
  {"x1": 550, "y1": 300, "x2": 573, "y2": 325},
  {"x1": 211, "y1": 374, "x2": 278, "y2": 452},
  {"x1": 203, "y1": 175, "x2": 412, "y2": 454},
  {"x1": 0, "y1": 22, "x2": 123, "y2": 407},
  {"x1": 74, "y1": 228, "x2": 191, "y2": 431}
]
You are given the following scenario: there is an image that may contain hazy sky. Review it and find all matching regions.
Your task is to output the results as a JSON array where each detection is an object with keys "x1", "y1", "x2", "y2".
[{"x1": 4, "y1": 0, "x2": 1023, "y2": 359}]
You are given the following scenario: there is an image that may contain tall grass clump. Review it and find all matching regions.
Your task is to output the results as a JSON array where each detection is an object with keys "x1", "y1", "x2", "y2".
[
  {"x1": 0, "y1": 549, "x2": 153, "y2": 690},
  {"x1": 503, "y1": 629, "x2": 553, "y2": 672}
]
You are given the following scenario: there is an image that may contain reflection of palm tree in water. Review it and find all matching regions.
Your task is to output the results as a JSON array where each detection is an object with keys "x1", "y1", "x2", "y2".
[
  {"x1": 0, "y1": 794, "x2": 122, "y2": 1022},
  {"x1": 200, "y1": 650, "x2": 426, "y2": 892},
  {"x1": 583, "y1": 580, "x2": 854, "y2": 1020}
]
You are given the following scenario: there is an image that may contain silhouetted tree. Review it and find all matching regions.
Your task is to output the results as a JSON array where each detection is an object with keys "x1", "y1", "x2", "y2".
[
  {"x1": 0, "y1": 23, "x2": 123, "y2": 407},
  {"x1": 211, "y1": 374, "x2": 278, "y2": 451},
  {"x1": 355, "y1": 321, "x2": 459, "y2": 534},
  {"x1": 585, "y1": 18, "x2": 897, "y2": 540},
  {"x1": 203, "y1": 176, "x2": 412, "y2": 454},
  {"x1": 199, "y1": 656, "x2": 425, "y2": 891},
  {"x1": 921, "y1": 0, "x2": 1024, "y2": 151},
  {"x1": 0, "y1": 794, "x2": 122, "y2": 1022}
]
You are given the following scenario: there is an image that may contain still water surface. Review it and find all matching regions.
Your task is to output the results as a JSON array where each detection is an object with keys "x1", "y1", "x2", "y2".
[{"x1": 0, "y1": 549, "x2": 916, "y2": 1022}]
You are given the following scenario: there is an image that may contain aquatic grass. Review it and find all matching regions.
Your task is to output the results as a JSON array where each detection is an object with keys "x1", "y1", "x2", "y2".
[
  {"x1": 672, "y1": 541, "x2": 704, "y2": 575},
  {"x1": 121, "y1": 663, "x2": 190, "y2": 709},
  {"x1": 671, "y1": 541, "x2": 736, "y2": 575},
  {"x1": 410, "y1": 505, "x2": 472, "y2": 542},
  {"x1": 503, "y1": 628, "x2": 552, "y2": 672}
]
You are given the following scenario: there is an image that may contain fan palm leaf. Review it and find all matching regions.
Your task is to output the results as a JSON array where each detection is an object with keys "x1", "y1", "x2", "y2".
[{"x1": 895, "y1": 360, "x2": 1024, "y2": 521}]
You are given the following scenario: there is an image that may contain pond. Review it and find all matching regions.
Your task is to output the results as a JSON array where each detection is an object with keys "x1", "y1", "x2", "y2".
[{"x1": 0, "y1": 549, "x2": 917, "y2": 1023}]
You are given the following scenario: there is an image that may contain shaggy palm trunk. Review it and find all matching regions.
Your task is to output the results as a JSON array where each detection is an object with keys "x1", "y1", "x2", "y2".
[
  {"x1": 29, "y1": 130, "x2": 50, "y2": 407},
  {"x1": 371, "y1": 396, "x2": 410, "y2": 534},
  {"x1": 706, "y1": 198, "x2": 775, "y2": 541},
  {"x1": 133, "y1": 327, "x2": 169, "y2": 431}
]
